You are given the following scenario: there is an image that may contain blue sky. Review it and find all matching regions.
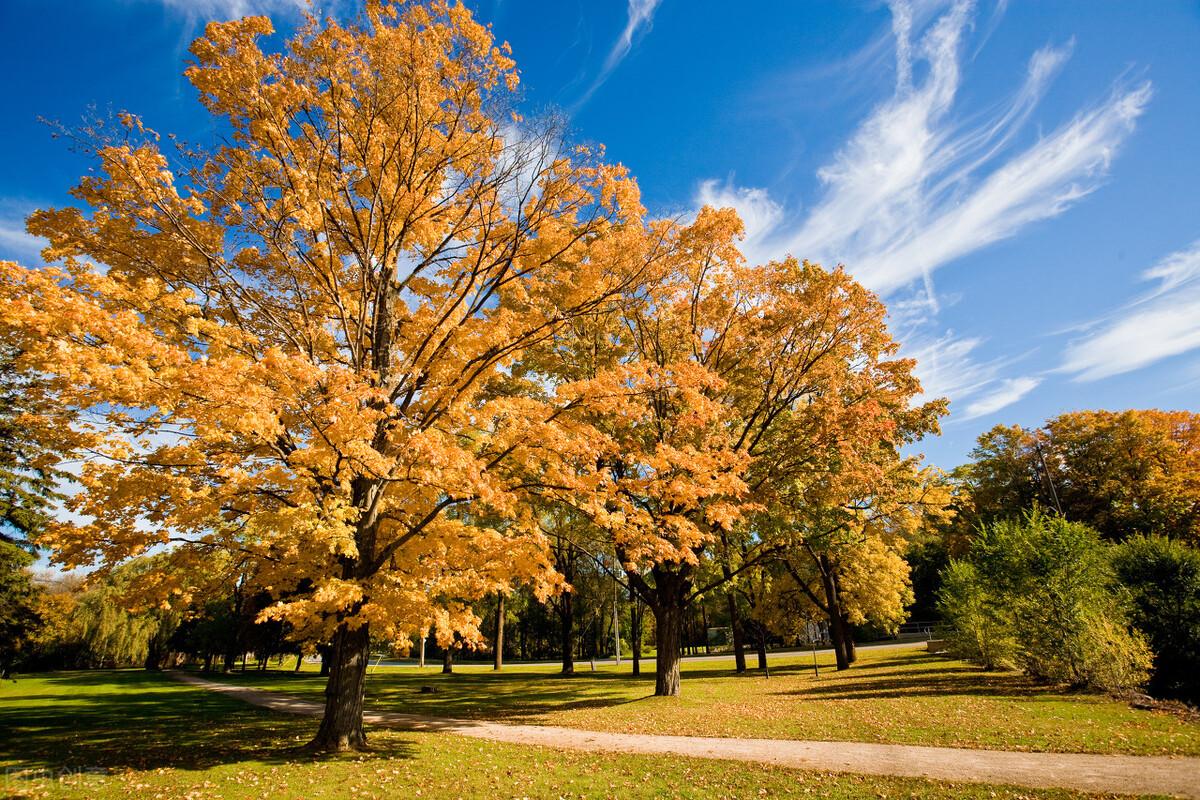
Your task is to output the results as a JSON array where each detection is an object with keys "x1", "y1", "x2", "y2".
[{"x1": 1, "y1": 0, "x2": 1197, "y2": 470}]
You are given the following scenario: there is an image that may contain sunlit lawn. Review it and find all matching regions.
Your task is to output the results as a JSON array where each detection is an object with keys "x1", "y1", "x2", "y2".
[
  {"x1": 212, "y1": 644, "x2": 1200, "y2": 757},
  {"x1": 0, "y1": 670, "x2": 1133, "y2": 800}
]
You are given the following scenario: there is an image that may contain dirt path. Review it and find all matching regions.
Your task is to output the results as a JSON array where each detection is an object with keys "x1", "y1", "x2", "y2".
[{"x1": 169, "y1": 671, "x2": 1200, "y2": 798}]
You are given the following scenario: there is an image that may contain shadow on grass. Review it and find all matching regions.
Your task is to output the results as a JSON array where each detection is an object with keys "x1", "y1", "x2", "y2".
[
  {"x1": 205, "y1": 665, "x2": 657, "y2": 721},
  {"x1": 782, "y1": 662, "x2": 1047, "y2": 701},
  {"x1": 0, "y1": 670, "x2": 417, "y2": 775}
]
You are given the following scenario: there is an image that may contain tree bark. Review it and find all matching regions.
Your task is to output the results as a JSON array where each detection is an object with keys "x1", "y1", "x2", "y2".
[
  {"x1": 630, "y1": 589, "x2": 643, "y2": 676},
  {"x1": 755, "y1": 623, "x2": 768, "y2": 673},
  {"x1": 442, "y1": 644, "x2": 454, "y2": 674},
  {"x1": 841, "y1": 615, "x2": 857, "y2": 665},
  {"x1": 308, "y1": 621, "x2": 370, "y2": 752},
  {"x1": 143, "y1": 638, "x2": 163, "y2": 671},
  {"x1": 726, "y1": 591, "x2": 747, "y2": 672},
  {"x1": 493, "y1": 593, "x2": 505, "y2": 671},
  {"x1": 833, "y1": 571, "x2": 857, "y2": 665},
  {"x1": 819, "y1": 554, "x2": 851, "y2": 671},
  {"x1": 654, "y1": 600, "x2": 683, "y2": 696},
  {"x1": 559, "y1": 589, "x2": 575, "y2": 675}
]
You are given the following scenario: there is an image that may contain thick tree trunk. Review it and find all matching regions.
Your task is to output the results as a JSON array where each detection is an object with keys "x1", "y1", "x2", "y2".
[
  {"x1": 726, "y1": 592, "x2": 747, "y2": 673},
  {"x1": 493, "y1": 593, "x2": 505, "y2": 671},
  {"x1": 144, "y1": 639, "x2": 163, "y2": 671},
  {"x1": 559, "y1": 590, "x2": 575, "y2": 675},
  {"x1": 842, "y1": 614, "x2": 857, "y2": 665},
  {"x1": 819, "y1": 555, "x2": 851, "y2": 671},
  {"x1": 654, "y1": 601, "x2": 684, "y2": 696},
  {"x1": 756, "y1": 624, "x2": 769, "y2": 673},
  {"x1": 295, "y1": 653, "x2": 304, "y2": 672},
  {"x1": 442, "y1": 645, "x2": 454, "y2": 674},
  {"x1": 832, "y1": 572, "x2": 857, "y2": 665},
  {"x1": 308, "y1": 622, "x2": 370, "y2": 752},
  {"x1": 202, "y1": 652, "x2": 213, "y2": 673}
]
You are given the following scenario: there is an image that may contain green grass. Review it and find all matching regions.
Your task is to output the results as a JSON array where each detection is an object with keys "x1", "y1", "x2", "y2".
[
  {"x1": 0, "y1": 670, "x2": 1147, "y2": 799},
  {"x1": 213, "y1": 644, "x2": 1200, "y2": 756}
]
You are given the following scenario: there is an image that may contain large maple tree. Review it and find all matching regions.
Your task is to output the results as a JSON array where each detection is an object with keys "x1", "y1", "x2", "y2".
[{"x1": 0, "y1": 0, "x2": 658, "y2": 750}]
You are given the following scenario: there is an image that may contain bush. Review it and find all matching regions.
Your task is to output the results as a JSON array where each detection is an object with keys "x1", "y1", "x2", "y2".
[
  {"x1": 937, "y1": 560, "x2": 1015, "y2": 669},
  {"x1": 938, "y1": 510, "x2": 1150, "y2": 693},
  {"x1": 1113, "y1": 535, "x2": 1200, "y2": 703}
]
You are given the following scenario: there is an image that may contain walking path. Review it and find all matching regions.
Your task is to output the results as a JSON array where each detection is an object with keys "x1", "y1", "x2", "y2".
[{"x1": 169, "y1": 671, "x2": 1200, "y2": 798}]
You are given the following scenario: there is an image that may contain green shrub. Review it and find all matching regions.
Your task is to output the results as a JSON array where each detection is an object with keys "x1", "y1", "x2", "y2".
[
  {"x1": 938, "y1": 510, "x2": 1150, "y2": 693},
  {"x1": 1113, "y1": 535, "x2": 1200, "y2": 703},
  {"x1": 937, "y1": 560, "x2": 1015, "y2": 669}
]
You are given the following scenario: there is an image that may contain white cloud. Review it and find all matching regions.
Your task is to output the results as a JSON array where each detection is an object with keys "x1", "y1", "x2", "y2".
[
  {"x1": 687, "y1": 0, "x2": 1150, "y2": 421},
  {"x1": 960, "y1": 376, "x2": 1041, "y2": 420},
  {"x1": 0, "y1": 204, "x2": 47, "y2": 263},
  {"x1": 1061, "y1": 240, "x2": 1200, "y2": 381},
  {"x1": 573, "y1": 0, "x2": 662, "y2": 111},
  {"x1": 695, "y1": 179, "x2": 784, "y2": 246},
  {"x1": 897, "y1": 330, "x2": 1041, "y2": 420},
  {"x1": 154, "y1": 0, "x2": 307, "y2": 20},
  {"x1": 904, "y1": 332, "x2": 994, "y2": 403},
  {"x1": 697, "y1": 1, "x2": 1149, "y2": 300}
]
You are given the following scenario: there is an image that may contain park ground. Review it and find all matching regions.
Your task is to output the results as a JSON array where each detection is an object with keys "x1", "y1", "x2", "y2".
[{"x1": 2, "y1": 645, "x2": 1197, "y2": 799}]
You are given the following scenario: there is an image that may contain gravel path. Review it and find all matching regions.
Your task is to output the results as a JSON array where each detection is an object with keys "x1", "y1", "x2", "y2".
[{"x1": 169, "y1": 671, "x2": 1200, "y2": 798}]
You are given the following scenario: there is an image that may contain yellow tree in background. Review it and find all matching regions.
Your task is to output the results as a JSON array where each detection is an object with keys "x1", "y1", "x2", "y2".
[
  {"x1": 774, "y1": 462, "x2": 953, "y2": 669},
  {"x1": 543, "y1": 206, "x2": 944, "y2": 694},
  {"x1": 0, "y1": 1, "x2": 657, "y2": 750}
]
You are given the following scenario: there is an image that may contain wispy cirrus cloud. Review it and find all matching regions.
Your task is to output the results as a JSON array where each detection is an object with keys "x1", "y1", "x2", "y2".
[
  {"x1": 692, "y1": 0, "x2": 1151, "y2": 420},
  {"x1": 898, "y1": 328, "x2": 1038, "y2": 420},
  {"x1": 695, "y1": 178, "x2": 784, "y2": 243},
  {"x1": 960, "y1": 376, "x2": 1041, "y2": 420},
  {"x1": 0, "y1": 202, "x2": 46, "y2": 264},
  {"x1": 1061, "y1": 240, "x2": 1200, "y2": 381},
  {"x1": 573, "y1": 0, "x2": 662, "y2": 111},
  {"x1": 152, "y1": 0, "x2": 308, "y2": 20},
  {"x1": 709, "y1": 1, "x2": 1149, "y2": 295}
]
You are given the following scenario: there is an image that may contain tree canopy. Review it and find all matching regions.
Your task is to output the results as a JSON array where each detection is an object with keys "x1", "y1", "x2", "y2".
[
  {"x1": 954, "y1": 410, "x2": 1200, "y2": 543},
  {"x1": 0, "y1": 0, "x2": 949, "y2": 744}
]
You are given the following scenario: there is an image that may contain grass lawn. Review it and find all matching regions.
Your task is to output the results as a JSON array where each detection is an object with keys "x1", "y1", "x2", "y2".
[
  {"x1": 0, "y1": 670, "x2": 1150, "y2": 800},
  {"x1": 212, "y1": 644, "x2": 1200, "y2": 757}
]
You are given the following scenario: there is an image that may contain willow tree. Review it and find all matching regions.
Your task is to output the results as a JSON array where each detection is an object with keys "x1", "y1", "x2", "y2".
[
  {"x1": 546, "y1": 207, "x2": 942, "y2": 695},
  {"x1": 0, "y1": 1, "x2": 654, "y2": 751}
]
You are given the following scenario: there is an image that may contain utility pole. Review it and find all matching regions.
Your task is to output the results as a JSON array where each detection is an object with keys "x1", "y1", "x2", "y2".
[{"x1": 1034, "y1": 438, "x2": 1064, "y2": 515}]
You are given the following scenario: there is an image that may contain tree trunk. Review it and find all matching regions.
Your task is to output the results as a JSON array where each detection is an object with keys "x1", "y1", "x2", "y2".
[
  {"x1": 308, "y1": 622, "x2": 370, "y2": 752},
  {"x1": 630, "y1": 591, "x2": 643, "y2": 677},
  {"x1": 442, "y1": 645, "x2": 454, "y2": 674},
  {"x1": 819, "y1": 554, "x2": 851, "y2": 671},
  {"x1": 842, "y1": 615, "x2": 857, "y2": 665},
  {"x1": 144, "y1": 638, "x2": 163, "y2": 671},
  {"x1": 559, "y1": 590, "x2": 575, "y2": 675},
  {"x1": 493, "y1": 593, "x2": 505, "y2": 671},
  {"x1": 832, "y1": 572, "x2": 857, "y2": 665},
  {"x1": 756, "y1": 624, "x2": 768, "y2": 673},
  {"x1": 654, "y1": 601, "x2": 683, "y2": 696},
  {"x1": 295, "y1": 653, "x2": 304, "y2": 672},
  {"x1": 318, "y1": 643, "x2": 332, "y2": 676},
  {"x1": 202, "y1": 652, "x2": 213, "y2": 673},
  {"x1": 726, "y1": 591, "x2": 747, "y2": 673}
]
